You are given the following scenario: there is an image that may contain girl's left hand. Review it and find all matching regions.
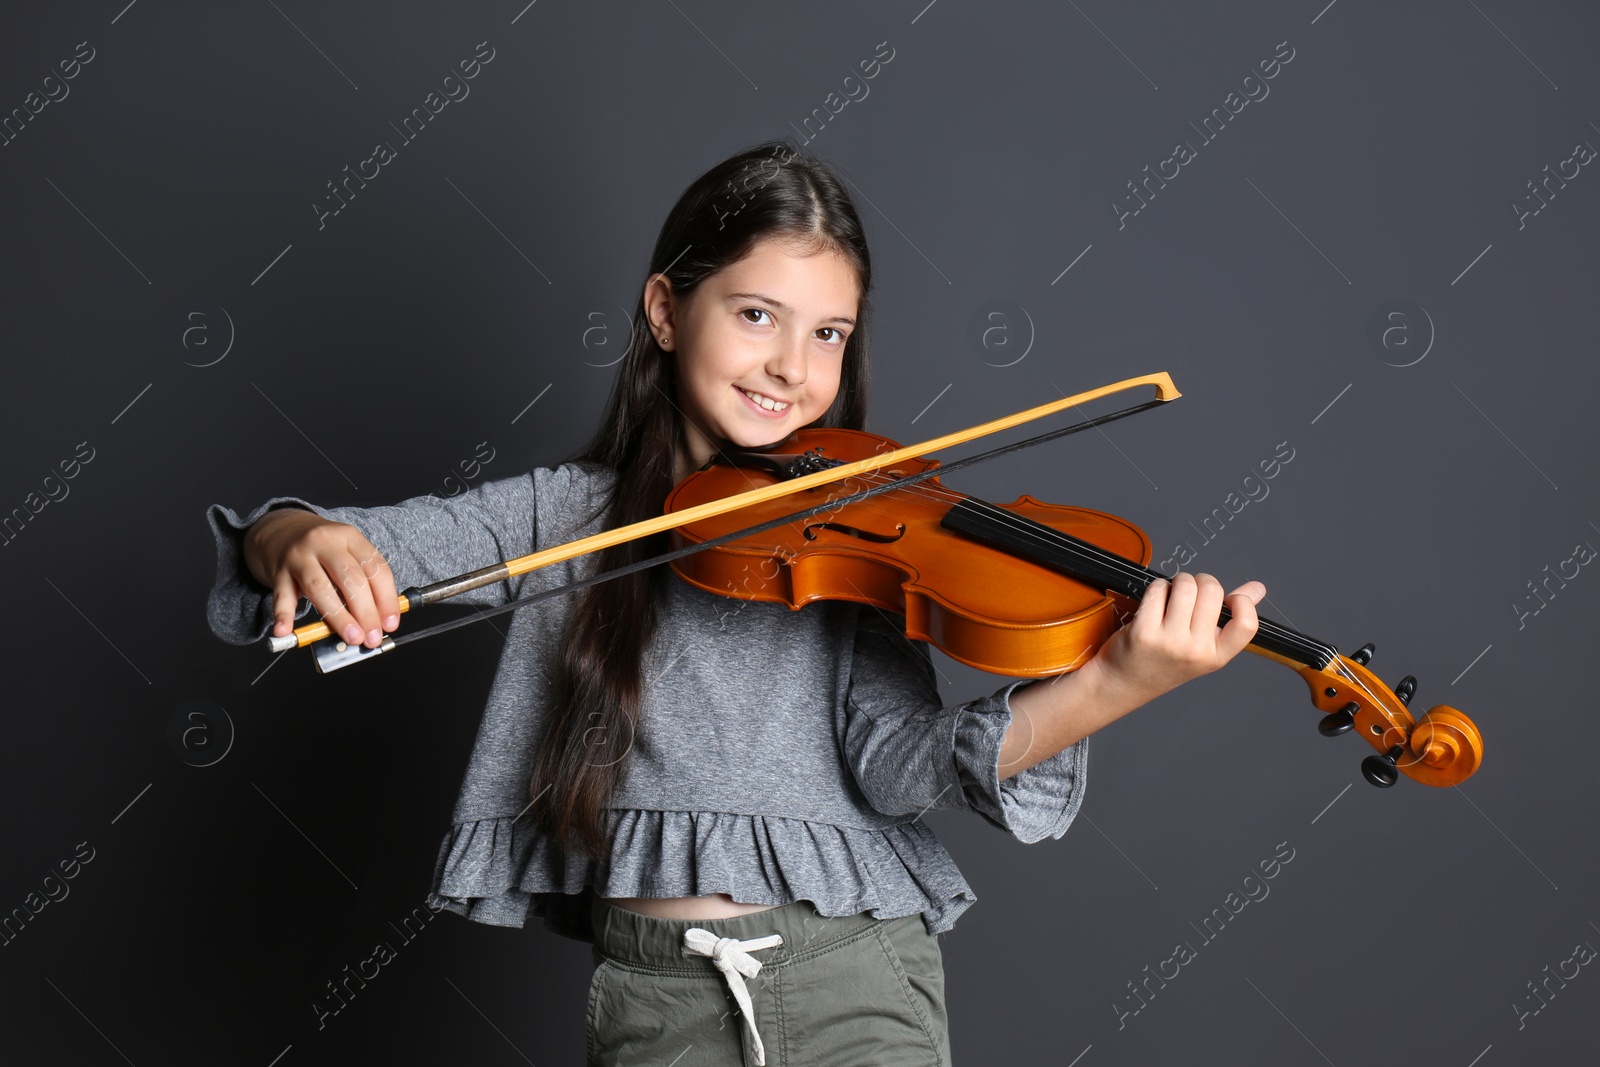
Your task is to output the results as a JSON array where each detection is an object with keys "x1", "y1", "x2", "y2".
[{"x1": 1091, "y1": 571, "x2": 1266, "y2": 706}]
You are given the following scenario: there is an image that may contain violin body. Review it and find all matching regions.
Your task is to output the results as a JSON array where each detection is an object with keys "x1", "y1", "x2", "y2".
[{"x1": 666, "y1": 428, "x2": 1149, "y2": 677}]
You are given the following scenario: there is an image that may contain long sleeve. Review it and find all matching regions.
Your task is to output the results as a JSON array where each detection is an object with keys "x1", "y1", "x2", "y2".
[
  {"x1": 842, "y1": 608, "x2": 1088, "y2": 844},
  {"x1": 204, "y1": 472, "x2": 539, "y2": 646}
]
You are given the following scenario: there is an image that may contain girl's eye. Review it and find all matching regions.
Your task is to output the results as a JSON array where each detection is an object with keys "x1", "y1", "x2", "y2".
[{"x1": 740, "y1": 308, "x2": 846, "y2": 345}]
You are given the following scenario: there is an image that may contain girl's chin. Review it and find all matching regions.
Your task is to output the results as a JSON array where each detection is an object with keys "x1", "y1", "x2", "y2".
[
  {"x1": 722, "y1": 406, "x2": 800, "y2": 445},
  {"x1": 723, "y1": 427, "x2": 794, "y2": 450}
]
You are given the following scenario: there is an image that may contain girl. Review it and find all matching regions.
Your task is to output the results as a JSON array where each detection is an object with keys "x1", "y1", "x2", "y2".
[{"x1": 206, "y1": 139, "x2": 1263, "y2": 1066}]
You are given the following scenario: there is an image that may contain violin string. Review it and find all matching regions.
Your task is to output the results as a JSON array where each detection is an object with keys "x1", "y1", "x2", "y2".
[
  {"x1": 806, "y1": 471, "x2": 1424, "y2": 762},
  {"x1": 1323, "y1": 658, "x2": 1428, "y2": 766},
  {"x1": 722, "y1": 414, "x2": 1409, "y2": 753},
  {"x1": 843, "y1": 470, "x2": 1333, "y2": 663},
  {"x1": 821, "y1": 471, "x2": 1426, "y2": 754},
  {"x1": 822, "y1": 471, "x2": 1432, "y2": 755},
  {"x1": 830, "y1": 467, "x2": 1337, "y2": 667}
]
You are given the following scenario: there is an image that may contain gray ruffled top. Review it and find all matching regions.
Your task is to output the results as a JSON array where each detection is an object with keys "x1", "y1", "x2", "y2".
[{"x1": 205, "y1": 463, "x2": 1088, "y2": 942}]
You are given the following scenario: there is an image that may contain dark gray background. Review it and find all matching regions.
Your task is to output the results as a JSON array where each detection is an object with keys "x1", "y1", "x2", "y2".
[{"x1": 2, "y1": 1, "x2": 1594, "y2": 1063}]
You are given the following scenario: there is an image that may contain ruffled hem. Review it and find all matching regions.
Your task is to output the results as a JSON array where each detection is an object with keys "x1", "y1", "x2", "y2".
[{"x1": 425, "y1": 808, "x2": 978, "y2": 943}]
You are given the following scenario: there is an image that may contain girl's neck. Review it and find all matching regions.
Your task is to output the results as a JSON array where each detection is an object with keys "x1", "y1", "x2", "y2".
[{"x1": 675, "y1": 424, "x2": 716, "y2": 484}]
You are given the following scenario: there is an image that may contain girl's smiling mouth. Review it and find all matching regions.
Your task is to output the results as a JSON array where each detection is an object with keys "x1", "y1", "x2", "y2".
[{"x1": 737, "y1": 386, "x2": 792, "y2": 414}]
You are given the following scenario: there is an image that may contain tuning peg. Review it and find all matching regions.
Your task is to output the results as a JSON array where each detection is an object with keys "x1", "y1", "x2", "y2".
[
  {"x1": 1393, "y1": 675, "x2": 1417, "y2": 706},
  {"x1": 1350, "y1": 642, "x2": 1375, "y2": 666},
  {"x1": 1361, "y1": 745, "x2": 1405, "y2": 788},
  {"x1": 1318, "y1": 701, "x2": 1360, "y2": 737}
]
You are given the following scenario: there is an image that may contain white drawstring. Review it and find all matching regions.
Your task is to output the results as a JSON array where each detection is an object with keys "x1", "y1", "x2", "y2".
[{"x1": 681, "y1": 926, "x2": 785, "y2": 1065}]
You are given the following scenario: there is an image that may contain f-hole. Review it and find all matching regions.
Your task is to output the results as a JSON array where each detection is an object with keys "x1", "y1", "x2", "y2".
[{"x1": 803, "y1": 521, "x2": 906, "y2": 543}]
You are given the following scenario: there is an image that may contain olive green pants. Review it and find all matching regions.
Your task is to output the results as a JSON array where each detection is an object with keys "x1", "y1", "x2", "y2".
[{"x1": 587, "y1": 893, "x2": 951, "y2": 1066}]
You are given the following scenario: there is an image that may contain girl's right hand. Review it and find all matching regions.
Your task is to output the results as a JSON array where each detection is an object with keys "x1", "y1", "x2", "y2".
[{"x1": 243, "y1": 509, "x2": 401, "y2": 648}]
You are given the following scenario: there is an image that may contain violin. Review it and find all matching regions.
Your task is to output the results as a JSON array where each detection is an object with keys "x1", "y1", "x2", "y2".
[
  {"x1": 269, "y1": 372, "x2": 1482, "y2": 789},
  {"x1": 665, "y1": 426, "x2": 1483, "y2": 790}
]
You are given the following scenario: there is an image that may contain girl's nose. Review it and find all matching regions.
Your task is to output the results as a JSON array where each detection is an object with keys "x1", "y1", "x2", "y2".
[{"x1": 768, "y1": 332, "x2": 809, "y2": 385}]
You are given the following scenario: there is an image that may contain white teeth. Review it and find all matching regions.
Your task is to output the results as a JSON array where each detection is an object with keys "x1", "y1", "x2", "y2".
[{"x1": 740, "y1": 388, "x2": 789, "y2": 412}]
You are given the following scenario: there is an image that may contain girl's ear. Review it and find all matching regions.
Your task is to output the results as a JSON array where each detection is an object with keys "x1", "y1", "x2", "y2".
[{"x1": 642, "y1": 272, "x2": 676, "y2": 341}]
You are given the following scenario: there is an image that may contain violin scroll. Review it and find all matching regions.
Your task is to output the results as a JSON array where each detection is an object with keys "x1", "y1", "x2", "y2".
[
  {"x1": 1400, "y1": 706, "x2": 1483, "y2": 787},
  {"x1": 1300, "y1": 652, "x2": 1483, "y2": 787}
]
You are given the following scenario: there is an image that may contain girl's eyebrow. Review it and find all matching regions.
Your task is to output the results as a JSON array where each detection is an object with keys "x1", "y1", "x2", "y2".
[{"x1": 724, "y1": 291, "x2": 856, "y2": 327}]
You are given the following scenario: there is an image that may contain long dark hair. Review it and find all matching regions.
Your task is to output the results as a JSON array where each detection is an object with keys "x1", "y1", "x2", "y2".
[{"x1": 529, "y1": 139, "x2": 874, "y2": 859}]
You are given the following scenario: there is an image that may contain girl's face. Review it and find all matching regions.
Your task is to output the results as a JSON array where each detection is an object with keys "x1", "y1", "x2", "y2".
[{"x1": 645, "y1": 236, "x2": 860, "y2": 476}]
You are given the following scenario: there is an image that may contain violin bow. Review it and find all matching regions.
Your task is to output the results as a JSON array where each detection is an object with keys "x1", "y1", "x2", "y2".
[{"x1": 265, "y1": 371, "x2": 1180, "y2": 661}]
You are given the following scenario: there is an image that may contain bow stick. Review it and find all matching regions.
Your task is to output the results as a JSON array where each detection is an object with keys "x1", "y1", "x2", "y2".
[
  {"x1": 265, "y1": 371, "x2": 1181, "y2": 664},
  {"x1": 302, "y1": 384, "x2": 1181, "y2": 672}
]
